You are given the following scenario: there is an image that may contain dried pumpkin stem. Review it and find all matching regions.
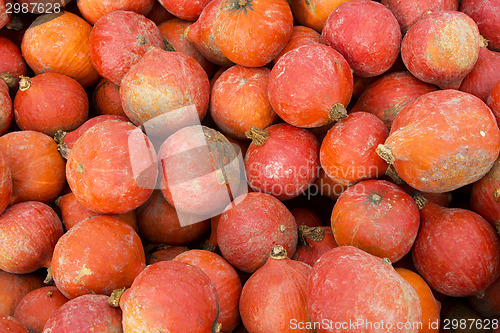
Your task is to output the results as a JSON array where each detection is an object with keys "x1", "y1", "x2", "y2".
[
  {"x1": 203, "y1": 240, "x2": 217, "y2": 252},
  {"x1": 328, "y1": 103, "x2": 348, "y2": 121},
  {"x1": 381, "y1": 258, "x2": 392, "y2": 265},
  {"x1": 162, "y1": 37, "x2": 176, "y2": 52},
  {"x1": 413, "y1": 192, "x2": 429, "y2": 210},
  {"x1": 496, "y1": 222, "x2": 500, "y2": 237},
  {"x1": 215, "y1": 323, "x2": 222, "y2": 333},
  {"x1": 245, "y1": 126, "x2": 269, "y2": 146},
  {"x1": 493, "y1": 189, "x2": 500, "y2": 202},
  {"x1": 108, "y1": 288, "x2": 127, "y2": 308},
  {"x1": 270, "y1": 245, "x2": 287, "y2": 260},
  {"x1": 238, "y1": 0, "x2": 248, "y2": 6},
  {"x1": 44, "y1": 267, "x2": 53, "y2": 285},
  {"x1": 18, "y1": 75, "x2": 32, "y2": 91},
  {"x1": 385, "y1": 165, "x2": 404, "y2": 184},
  {"x1": 6, "y1": 16, "x2": 23, "y2": 31},
  {"x1": 480, "y1": 35, "x2": 489, "y2": 48},
  {"x1": 376, "y1": 144, "x2": 395, "y2": 164},
  {"x1": 0, "y1": 73, "x2": 16, "y2": 89},
  {"x1": 299, "y1": 225, "x2": 325, "y2": 243}
]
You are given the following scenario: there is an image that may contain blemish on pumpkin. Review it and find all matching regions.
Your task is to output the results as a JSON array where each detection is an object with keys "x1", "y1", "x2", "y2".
[
  {"x1": 73, "y1": 265, "x2": 93, "y2": 284},
  {"x1": 76, "y1": 164, "x2": 84, "y2": 174},
  {"x1": 279, "y1": 225, "x2": 286, "y2": 233},
  {"x1": 493, "y1": 188, "x2": 500, "y2": 202}
]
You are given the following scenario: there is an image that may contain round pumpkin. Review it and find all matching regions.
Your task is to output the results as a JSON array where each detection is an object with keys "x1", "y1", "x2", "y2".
[
  {"x1": 289, "y1": 0, "x2": 353, "y2": 32},
  {"x1": 0, "y1": 315, "x2": 28, "y2": 333},
  {"x1": 146, "y1": 245, "x2": 189, "y2": 264},
  {"x1": 488, "y1": 81, "x2": 500, "y2": 124},
  {"x1": 92, "y1": 78, "x2": 126, "y2": 117},
  {"x1": 460, "y1": 47, "x2": 500, "y2": 102},
  {"x1": 0, "y1": 271, "x2": 43, "y2": 317},
  {"x1": 273, "y1": 25, "x2": 320, "y2": 64},
  {"x1": 470, "y1": 158, "x2": 500, "y2": 230},
  {"x1": 0, "y1": 79, "x2": 12, "y2": 136},
  {"x1": 0, "y1": 35, "x2": 27, "y2": 92},
  {"x1": 460, "y1": 0, "x2": 500, "y2": 51},
  {"x1": 157, "y1": 0, "x2": 211, "y2": 21},
  {"x1": 293, "y1": 226, "x2": 338, "y2": 267},
  {"x1": 77, "y1": 0, "x2": 154, "y2": 25}
]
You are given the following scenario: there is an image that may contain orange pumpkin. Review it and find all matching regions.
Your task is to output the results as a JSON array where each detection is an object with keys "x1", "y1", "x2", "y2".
[
  {"x1": 92, "y1": 78, "x2": 126, "y2": 117},
  {"x1": 0, "y1": 79, "x2": 12, "y2": 136},
  {"x1": 77, "y1": 0, "x2": 154, "y2": 25},
  {"x1": 289, "y1": 0, "x2": 353, "y2": 32},
  {"x1": 273, "y1": 25, "x2": 320, "y2": 64}
]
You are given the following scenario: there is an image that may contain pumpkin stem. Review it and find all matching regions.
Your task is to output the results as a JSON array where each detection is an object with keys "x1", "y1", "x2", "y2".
[
  {"x1": 44, "y1": 267, "x2": 53, "y2": 285},
  {"x1": 270, "y1": 245, "x2": 287, "y2": 260},
  {"x1": 376, "y1": 144, "x2": 395, "y2": 164},
  {"x1": 203, "y1": 239, "x2": 217, "y2": 252},
  {"x1": 475, "y1": 291, "x2": 485, "y2": 299},
  {"x1": 328, "y1": 103, "x2": 348, "y2": 122},
  {"x1": 6, "y1": 15, "x2": 23, "y2": 31},
  {"x1": 245, "y1": 126, "x2": 269, "y2": 146},
  {"x1": 162, "y1": 37, "x2": 176, "y2": 52},
  {"x1": 136, "y1": 35, "x2": 147, "y2": 45},
  {"x1": 480, "y1": 35, "x2": 489, "y2": 48},
  {"x1": 493, "y1": 189, "x2": 500, "y2": 202},
  {"x1": 413, "y1": 192, "x2": 428, "y2": 210},
  {"x1": 108, "y1": 288, "x2": 127, "y2": 308},
  {"x1": 370, "y1": 193, "x2": 383, "y2": 204},
  {"x1": 385, "y1": 165, "x2": 404, "y2": 184},
  {"x1": 238, "y1": 0, "x2": 248, "y2": 6},
  {"x1": 47, "y1": 290, "x2": 54, "y2": 297},
  {"x1": 299, "y1": 225, "x2": 325, "y2": 244},
  {"x1": 215, "y1": 323, "x2": 222, "y2": 333},
  {"x1": 496, "y1": 222, "x2": 500, "y2": 237},
  {"x1": 54, "y1": 130, "x2": 70, "y2": 159},
  {"x1": 381, "y1": 258, "x2": 392, "y2": 265},
  {"x1": 18, "y1": 75, "x2": 32, "y2": 91},
  {"x1": 0, "y1": 73, "x2": 16, "y2": 89}
]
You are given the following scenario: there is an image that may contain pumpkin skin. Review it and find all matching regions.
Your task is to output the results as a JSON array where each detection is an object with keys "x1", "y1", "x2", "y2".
[
  {"x1": 158, "y1": 19, "x2": 217, "y2": 78},
  {"x1": 273, "y1": 25, "x2": 320, "y2": 64},
  {"x1": 460, "y1": 0, "x2": 500, "y2": 52},
  {"x1": 120, "y1": 47, "x2": 210, "y2": 142},
  {"x1": 413, "y1": 202, "x2": 500, "y2": 297},
  {"x1": 174, "y1": 250, "x2": 242, "y2": 333},
  {"x1": 42, "y1": 294, "x2": 123, "y2": 332},
  {"x1": 320, "y1": 112, "x2": 388, "y2": 186},
  {"x1": 210, "y1": 66, "x2": 277, "y2": 140},
  {"x1": 289, "y1": 0, "x2": 353, "y2": 33},
  {"x1": 0, "y1": 152, "x2": 11, "y2": 215},
  {"x1": 0, "y1": 271, "x2": 43, "y2": 316},
  {"x1": 470, "y1": 158, "x2": 500, "y2": 230},
  {"x1": 488, "y1": 81, "x2": 500, "y2": 124},
  {"x1": 293, "y1": 226, "x2": 338, "y2": 267},
  {"x1": 137, "y1": 191, "x2": 210, "y2": 245},
  {"x1": 378, "y1": 90, "x2": 500, "y2": 193},
  {"x1": 321, "y1": 0, "x2": 402, "y2": 77},
  {"x1": 460, "y1": 47, "x2": 500, "y2": 102},
  {"x1": 77, "y1": 0, "x2": 154, "y2": 25},
  {"x1": 92, "y1": 79, "x2": 126, "y2": 118},
  {"x1": 244, "y1": 123, "x2": 320, "y2": 200},
  {"x1": 0, "y1": 315, "x2": 28, "y2": 333},
  {"x1": 331, "y1": 180, "x2": 420, "y2": 262},
  {"x1": 0, "y1": 79, "x2": 12, "y2": 136},
  {"x1": 158, "y1": 0, "x2": 211, "y2": 21},
  {"x1": 89, "y1": 10, "x2": 164, "y2": 86},
  {"x1": 13, "y1": 286, "x2": 69, "y2": 333},
  {"x1": 401, "y1": 11, "x2": 482, "y2": 89},
  {"x1": 468, "y1": 276, "x2": 500, "y2": 319},
  {"x1": 212, "y1": 0, "x2": 293, "y2": 67},
  {"x1": 52, "y1": 216, "x2": 146, "y2": 299},
  {"x1": 350, "y1": 72, "x2": 438, "y2": 129},
  {"x1": 217, "y1": 192, "x2": 298, "y2": 273},
  {"x1": 395, "y1": 268, "x2": 441, "y2": 333},
  {"x1": 0, "y1": 201, "x2": 63, "y2": 274},
  {"x1": 313, "y1": 168, "x2": 348, "y2": 201},
  {"x1": 147, "y1": 246, "x2": 189, "y2": 265},
  {"x1": 21, "y1": 11, "x2": 99, "y2": 88},
  {"x1": 239, "y1": 246, "x2": 313, "y2": 333},
  {"x1": 186, "y1": 0, "x2": 234, "y2": 67},
  {"x1": 268, "y1": 43, "x2": 353, "y2": 128},
  {"x1": 66, "y1": 120, "x2": 157, "y2": 214},
  {"x1": 290, "y1": 208, "x2": 322, "y2": 228},
  {"x1": 0, "y1": 131, "x2": 65, "y2": 204},
  {"x1": 119, "y1": 261, "x2": 219, "y2": 333},
  {"x1": 0, "y1": 36, "x2": 27, "y2": 92},
  {"x1": 13, "y1": 73, "x2": 88, "y2": 137},
  {"x1": 307, "y1": 246, "x2": 422, "y2": 333},
  {"x1": 381, "y1": 0, "x2": 458, "y2": 33}
]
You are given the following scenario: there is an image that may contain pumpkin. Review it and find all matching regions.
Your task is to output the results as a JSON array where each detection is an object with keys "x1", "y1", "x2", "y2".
[
  {"x1": 0, "y1": 79, "x2": 12, "y2": 136},
  {"x1": 293, "y1": 226, "x2": 338, "y2": 267},
  {"x1": 89, "y1": 10, "x2": 164, "y2": 86},
  {"x1": 289, "y1": 0, "x2": 353, "y2": 32},
  {"x1": 157, "y1": 0, "x2": 211, "y2": 21},
  {"x1": 470, "y1": 158, "x2": 500, "y2": 230},
  {"x1": 460, "y1": 0, "x2": 500, "y2": 51},
  {"x1": 0, "y1": 152, "x2": 11, "y2": 216},
  {"x1": 0, "y1": 201, "x2": 63, "y2": 274},
  {"x1": 321, "y1": 0, "x2": 402, "y2": 77},
  {"x1": 210, "y1": 65, "x2": 277, "y2": 140},
  {"x1": 21, "y1": 11, "x2": 99, "y2": 88},
  {"x1": 0, "y1": 131, "x2": 65, "y2": 204},
  {"x1": 468, "y1": 276, "x2": 500, "y2": 319},
  {"x1": 146, "y1": 245, "x2": 189, "y2": 265},
  {"x1": 0, "y1": 271, "x2": 43, "y2": 316},
  {"x1": 212, "y1": 0, "x2": 293, "y2": 67},
  {"x1": 145, "y1": 0, "x2": 174, "y2": 25},
  {"x1": 488, "y1": 81, "x2": 500, "y2": 124},
  {"x1": 0, "y1": 315, "x2": 28, "y2": 333},
  {"x1": 290, "y1": 208, "x2": 322, "y2": 228},
  {"x1": 0, "y1": 36, "x2": 27, "y2": 92},
  {"x1": 377, "y1": 90, "x2": 500, "y2": 193},
  {"x1": 273, "y1": 25, "x2": 320, "y2": 64},
  {"x1": 66, "y1": 120, "x2": 157, "y2": 214},
  {"x1": 460, "y1": 47, "x2": 500, "y2": 102},
  {"x1": 268, "y1": 43, "x2": 353, "y2": 128},
  {"x1": 92, "y1": 79, "x2": 126, "y2": 118},
  {"x1": 77, "y1": 0, "x2": 154, "y2": 25}
]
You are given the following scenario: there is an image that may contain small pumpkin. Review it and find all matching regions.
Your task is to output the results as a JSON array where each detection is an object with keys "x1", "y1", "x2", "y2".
[
  {"x1": 77, "y1": 0, "x2": 154, "y2": 25},
  {"x1": 0, "y1": 36, "x2": 27, "y2": 92},
  {"x1": 92, "y1": 78, "x2": 126, "y2": 118},
  {"x1": 289, "y1": 0, "x2": 353, "y2": 32}
]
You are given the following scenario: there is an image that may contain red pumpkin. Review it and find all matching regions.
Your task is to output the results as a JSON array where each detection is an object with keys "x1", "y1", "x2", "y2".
[
  {"x1": 0, "y1": 131, "x2": 65, "y2": 204},
  {"x1": 0, "y1": 201, "x2": 63, "y2": 274},
  {"x1": 332, "y1": 180, "x2": 420, "y2": 262},
  {"x1": 145, "y1": 0, "x2": 174, "y2": 25},
  {"x1": 460, "y1": 47, "x2": 500, "y2": 102},
  {"x1": 268, "y1": 43, "x2": 353, "y2": 128},
  {"x1": 307, "y1": 246, "x2": 422, "y2": 333},
  {"x1": 13, "y1": 286, "x2": 68, "y2": 333},
  {"x1": 460, "y1": 0, "x2": 500, "y2": 51},
  {"x1": 89, "y1": 10, "x2": 164, "y2": 86},
  {"x1": 119, "y1": 261, "x2": 219, "y2": 332},
  {"x1": 13, "y1": 73, "x2": 88, "y2": 136},
  {"x1": 137, "y1": 190, "x2": 210, "y2": 245},
  {"x1": 401, "y1": 11, "x2": 482, "y2": 89},
  {"x1": 488, "y1": 81, "x2": 500, "y2": 124},
  {"x1": 52, "y1": 216, "x2": 145, "y2": 299},
  {"x1": 174, "y1": 250, "x2": 242, "y2": 332},
  {"x1": 320, "y1": 112, "x2": 388, "y2": 186},
  {"x1": 273, "y1": 25, "x2": 320, "y2": 64},
  {"x1": 158, "y1": 0, "x2": 211, "y2": 21},
  {"x1": 186, "y1": 0, "x2": 234, "y2": 67},
  {"x1": 0, "y1": 1, "x2": 12, "y2": 30},
  {"x1": 240, "y1": 245, "x2": 313, "y2": 333},
  {"x1": 0, "y1": 36, "x2": 27, "y2": 92},
  {"x1": 293, "y1": 226, "x2": 338, "y2": 267},
  {"x1": 0, "y1": 79, "x2": 12, "y2": 135},
  {"x1": 212, "y1": 0, "x2": 293, "y2": 67},
  {"x1": 377, "y1": 90, "x2": 500, "y2": 193},
  {"x1": 21, "y1": 11, "x2": 99, "y2": 88},
  {"x1": 381, "y1": 0, "x2": 458, "y2": 32},
  {"x1": 0, "y1": 315, "x2": 28, "y2": 333},
  {"x1": 146, "y1": 245, "x2": 189, "y2": 264},
  {"x1": 158, "y1": 18, "x2": 216, "y2": 77},
  {"x1": 321, "y1": 0, "x2": 402, "y2": 77},
  {"x1": 204, "y1": 214, "x2": 221, "y2": 251},
  {"x1": 0, "y1": 152, "x2": 10, "y2": 215},
  {"x1": 290, "y1": 208, "x2": 322, "y2": 228},
  {"x1": 470, "y1": 158, "x2": 500, "y2": 230},
  {"x1": 77, "y1": 0, "x2": 154, "y2": 25},
  {"x1": 66, "y1": 120, "x2": 157, "y2": 214},
  {"x1": 245, "y1": 123, "x2": 320, "y2": 200},
  {"x1": 42, "y1": 294, "x2": 122, "y2": 332},
  {"x1": 120, "y1": 47, "x2": 210, "y2": 141},
  {"x1": 350, "y1": 72, "x2": 438, "y2": 129},
  {"x1": 217, "y1": 192, "x2": 298, "y2": 273},
  {"x1": 92, "y1": 79, "x2": 126, "y2": 118},
  {"x1": 289, "y1": 0, "x2": 353, "y2": 32},
  {"x1": 210, "y1": 66, "x2": 277, "y2": 140},
  {"x1": 413, "y1": 202, "x2": 500, "y2": 297},
  {"x1": 0, "y1": 271, "x2": 43, "y2": 316},
  {"x1": 468, "y1": 276, "x2": 500, "y2": 319}
]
